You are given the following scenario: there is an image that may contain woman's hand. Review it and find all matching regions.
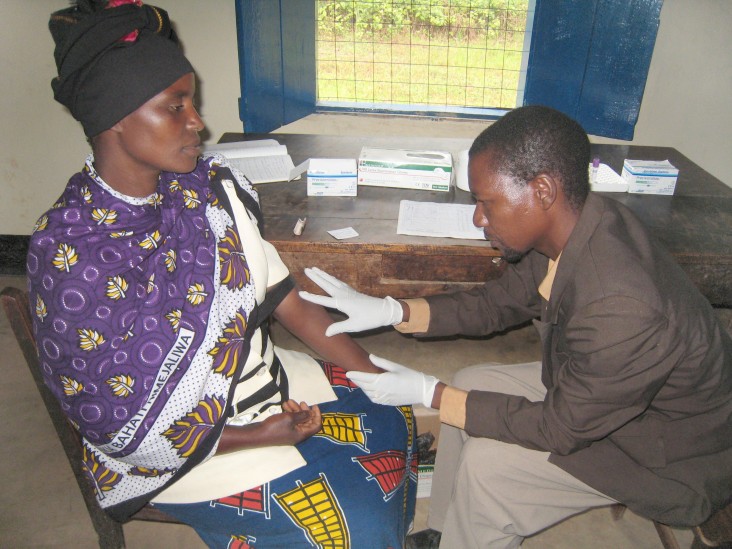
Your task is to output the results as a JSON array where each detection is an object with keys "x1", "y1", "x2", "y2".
[
  {"x1": 273, "y1": 400, "x2": 323, "y2": 444},
  {"x1": 216, "y1": 400, "x2": 322, "y2": 455}
]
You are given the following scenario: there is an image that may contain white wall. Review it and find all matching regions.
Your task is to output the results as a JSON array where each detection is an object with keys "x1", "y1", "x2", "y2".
[
  {"x1": 1, "y1": 0, "x2": 730, "y2": 235},
  {"x1": 0, "y1": 0, "x2": 241, "y2": 236}
]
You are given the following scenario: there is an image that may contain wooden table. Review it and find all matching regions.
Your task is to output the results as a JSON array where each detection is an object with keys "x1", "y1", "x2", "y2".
[{"x1": 220, "y1": 133, "x2": 732, "y2": 307}]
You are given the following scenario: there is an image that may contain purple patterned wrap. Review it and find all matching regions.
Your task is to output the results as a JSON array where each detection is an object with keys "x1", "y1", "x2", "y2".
[{"x1": 28, "y1": 159, "x2": 219, "y2": 454}]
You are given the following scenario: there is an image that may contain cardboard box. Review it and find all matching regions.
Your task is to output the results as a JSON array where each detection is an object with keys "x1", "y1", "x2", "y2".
[
  {"x1": 358, "y1": 147, "x2": 452, "y2": 192},
  {"x1": 307, "y1": 158, "x2": 357, "y2": 196},
  {"x1": 621, "y1": 159, "x2": 678, "y2": 195},
  {"x1": 415, "y1": 405, "x2": 441, "y2": 448}
]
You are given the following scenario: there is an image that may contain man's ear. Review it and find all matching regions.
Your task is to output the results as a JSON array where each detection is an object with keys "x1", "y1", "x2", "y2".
[{"x1": 530, "y1": 174, "x2": 558, "y2": 210}]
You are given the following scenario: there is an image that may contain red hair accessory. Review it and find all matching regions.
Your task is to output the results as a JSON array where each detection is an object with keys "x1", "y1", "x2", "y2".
[{"x1": 107, "y1": 0, "x2": 144, "y2": 42}]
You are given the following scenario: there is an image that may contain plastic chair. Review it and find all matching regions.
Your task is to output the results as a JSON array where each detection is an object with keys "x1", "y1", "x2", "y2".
[{"x1": 1, "y1": 286, "x2": 187, "y2": 549}]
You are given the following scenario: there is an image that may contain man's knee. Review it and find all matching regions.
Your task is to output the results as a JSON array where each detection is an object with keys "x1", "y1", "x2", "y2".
[
  {"x1": 451, "y1": 363, "x2": 503, "y2": 391},
  {"x1": 458, "y1": 437, "x2": 524, "y2": 488},
  {"x1": 451, "y1": 361, "x2": 544, "y2": 399}
]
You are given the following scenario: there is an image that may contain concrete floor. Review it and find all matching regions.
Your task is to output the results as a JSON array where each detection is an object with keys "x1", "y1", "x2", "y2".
[{"x1": 0, "y1": 273, "x2": 696, "y2": 548}]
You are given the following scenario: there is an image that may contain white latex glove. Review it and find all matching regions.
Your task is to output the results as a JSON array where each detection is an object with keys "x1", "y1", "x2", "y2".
[
  {"x1": 299, "y1": 267, "x2": 404, "y2": 336},
  {"x1": 346, "y1": 354, "x2": 439, "y2": 408}
]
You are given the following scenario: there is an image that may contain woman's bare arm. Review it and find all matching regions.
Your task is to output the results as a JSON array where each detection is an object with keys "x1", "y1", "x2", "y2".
[
  {"x1": 215, "y1": 287, "x2": 379, "y2": 455},
  {"x1": 273, "y1": 287, "x2": 381, "y2": 374}
]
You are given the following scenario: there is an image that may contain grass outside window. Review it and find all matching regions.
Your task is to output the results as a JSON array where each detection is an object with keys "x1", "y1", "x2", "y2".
[{"x1": 317, "y1": 0, "x2": 531, "y2": 110}]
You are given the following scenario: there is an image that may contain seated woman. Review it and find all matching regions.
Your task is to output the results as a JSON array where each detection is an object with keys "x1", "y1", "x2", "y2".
[{"x1": 28, "y1": 2, "x2": 415, "y2": 547}]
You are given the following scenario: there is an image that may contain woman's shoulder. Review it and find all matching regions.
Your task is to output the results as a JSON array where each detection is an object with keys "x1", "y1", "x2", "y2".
[{"x1": 202, "y1": 153, "x2": 260, "y2": 204}]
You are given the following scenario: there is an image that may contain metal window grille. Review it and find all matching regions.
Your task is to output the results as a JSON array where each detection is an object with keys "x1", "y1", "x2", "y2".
[{"x1": 316, "y1": 0, "x2": 532, "y2": 113}]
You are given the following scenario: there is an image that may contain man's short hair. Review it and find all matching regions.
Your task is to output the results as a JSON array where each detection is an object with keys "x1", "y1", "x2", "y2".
[{"x1": 469, "y1": 105, "x2": 591, "y2": 211}]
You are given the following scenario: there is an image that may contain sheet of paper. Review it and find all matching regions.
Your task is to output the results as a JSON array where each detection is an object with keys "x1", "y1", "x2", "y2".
[
  {"x1": 397, "y1": 200, "x2": 485, "y2": 240},
  {"x1": 289, "y1": 159, "x2": 310, "y2": 181},
  {"x1": 328, "y1": 227, "x2": 359, "y2": 240}
]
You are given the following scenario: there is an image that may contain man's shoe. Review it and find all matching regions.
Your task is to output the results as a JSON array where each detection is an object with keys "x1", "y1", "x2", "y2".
[{"x1": 406, "y1": 528, "x2": 441, "y2": 549}]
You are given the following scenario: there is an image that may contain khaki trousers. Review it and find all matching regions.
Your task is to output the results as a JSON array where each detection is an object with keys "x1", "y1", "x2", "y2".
[{"x1": 427, "y1": 362, "x2": 617, "y2": 549}]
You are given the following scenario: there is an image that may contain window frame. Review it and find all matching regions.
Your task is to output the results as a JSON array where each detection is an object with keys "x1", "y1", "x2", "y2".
[{"x1": 235, "y1": 0, "x2": 662, "y2": 140}]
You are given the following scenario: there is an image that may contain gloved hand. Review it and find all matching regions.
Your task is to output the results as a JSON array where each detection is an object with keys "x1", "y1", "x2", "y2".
[
  {"x1": 346, "y1": 354, "x2": 440, "y2": 408},
  {"x1": 299, "y1": 267, "x2": 404, "y2": 336}
]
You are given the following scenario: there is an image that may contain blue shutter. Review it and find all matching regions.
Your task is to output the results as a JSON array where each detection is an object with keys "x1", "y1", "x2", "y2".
[
  {"x1": 235, "y1": 0, "x2": 316, "y2": 133},
  {"x1": 524, "y1": 0, "x2": 662, "y2": 140}
]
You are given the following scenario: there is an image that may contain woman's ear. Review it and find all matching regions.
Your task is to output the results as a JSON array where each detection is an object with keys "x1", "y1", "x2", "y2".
[
  {"x1": 530, "y1": 174, "x2": 558, "y2": 210},
  {"x1": 109, "y1": 120, "x2": 124, "y2": 134}
]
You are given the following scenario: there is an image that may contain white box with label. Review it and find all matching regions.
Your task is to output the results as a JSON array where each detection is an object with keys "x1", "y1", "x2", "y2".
[
  {"x1": 307, "y1": 158, "x2": 357, "y2": 196},
  {"x1": 358, "y1": 147, "x2": 452, "y2": 192},
  {"x1": 621, "y1": 159, "x2": 678, "y2": 195}
]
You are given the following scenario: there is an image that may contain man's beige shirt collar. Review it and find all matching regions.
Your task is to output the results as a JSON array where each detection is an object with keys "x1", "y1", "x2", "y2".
[{"x1": 538, "y1": 252, "x2": 562, "y2": 302}]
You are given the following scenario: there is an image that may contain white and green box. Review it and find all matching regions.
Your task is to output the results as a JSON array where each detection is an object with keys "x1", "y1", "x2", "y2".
[
  {"x1": 621, "y1": 159, "x2": 678, "y2": 195},
  {"x1": 307, "y1": 158, "x2": 357, "y2": 197},
  {"x1": 358, "y1": 147, "x2": 452, "y2": 192},
  {"x1": 417, "y1": 464, "x2": 434, "y2": 498}
]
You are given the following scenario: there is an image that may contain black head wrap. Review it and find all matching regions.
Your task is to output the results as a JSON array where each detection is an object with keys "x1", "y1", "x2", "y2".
[{"x1": 49, "y1": 0, "x2": 194, "y2": 137}]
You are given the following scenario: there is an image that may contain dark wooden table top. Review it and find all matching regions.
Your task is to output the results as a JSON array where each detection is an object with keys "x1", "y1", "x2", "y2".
[{"x1": 220, "y1": 133, "x2": 732, "y2": 306}]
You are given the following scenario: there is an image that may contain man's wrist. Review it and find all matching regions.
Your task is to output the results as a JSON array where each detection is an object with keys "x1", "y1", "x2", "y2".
[
  {"x1": 438, "y1": 385, "x2": 468, "y2": 429},
  {"x1": 430, "y1": 381, "x2": 446, "y2": 409},
  {"x1": 393, "y1": 298, "x2": 430, "y2": 333},
  {"x1": 398, "y1": 299, "x2": 410, "y2": 322}
]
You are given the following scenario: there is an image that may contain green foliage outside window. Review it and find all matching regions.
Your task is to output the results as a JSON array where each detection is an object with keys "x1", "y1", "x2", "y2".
[
  {"x1": 316, "y1": 0, "x2": 530, "y2": 109},
  {"x1": 317, "y1": 0, "x2": 529, "y2": 39}
]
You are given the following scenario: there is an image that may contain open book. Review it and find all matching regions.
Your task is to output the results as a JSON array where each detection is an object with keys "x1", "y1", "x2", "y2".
[{"x1": 204, "y1": 139, "x2": 299, "y2": 184}]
